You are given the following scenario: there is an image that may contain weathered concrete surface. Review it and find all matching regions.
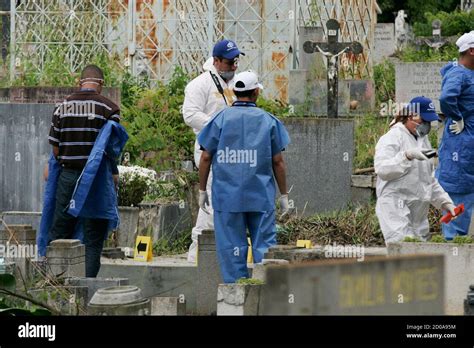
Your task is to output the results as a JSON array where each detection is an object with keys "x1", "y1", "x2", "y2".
[
  {"x1": 0, "y1": 212, "x2": 42, "y2": 232},
  {"x1": 388, "y1": 242, "x2": 474, "y2": 315},
  {"x1": 65, "y1": 277, "x2": 129, "y2": 303},
  {"x1": 261, "y1": 254, "x2": 444, "y2": 315},
  {"x1": 395, "y1": 62, "x2": 447, "y2": 110},
  {"x1": 0, "y1": 103, "x2": 55, "y2": 212},
  {"x1": 98, "y1": 255, "x2": 197, "y2": 314},
  {"x1": 138, "y1": 202, "x2": 193, "y2": 243},
  {"x1": 88, "y1": 285, "x2": 150, "y2": 315},
  {"x1": 282, "y1": 118, "x2": 354, "y2": 216},
  {"x1": 252, "y1": 259, "x2": 289, "y2": 282},
  {"x1": 196, "y1": 230, "x2": 222, "y2": 315},
  {"x1": 116, "y1": 207, "x2": 139, "y2": 248},
  {"x1": 46, "y1": 239, "x2": 85, "y2": 278},
  {"x1": 217, "y1": 284, "x2": 263, "y2": 316},
  {"x1": 0, "y1": 224, "x2": 37, "y2": 284},
  {"x1": 264, "y1": 245, "x2": 387, "y2": 263},
  {"x1": 151, "y1": 296, "x2": 186, "y2": 315},
  {"x1": 0, "y1": 87, "x2": 120, "y2": 105}
]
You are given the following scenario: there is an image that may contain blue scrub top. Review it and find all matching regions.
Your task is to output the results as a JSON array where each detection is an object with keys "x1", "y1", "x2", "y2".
[
  {"x1": 198, "y1": 101, "x2": 290, "y2": 212},
  {"x1": 436, "y1": 62, "x2": 474, "y2": 194}
]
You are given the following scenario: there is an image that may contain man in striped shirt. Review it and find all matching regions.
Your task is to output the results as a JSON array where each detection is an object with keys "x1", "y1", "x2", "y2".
[{"x1": 48, "y1": 65, "x2": 120, "y2": 277}]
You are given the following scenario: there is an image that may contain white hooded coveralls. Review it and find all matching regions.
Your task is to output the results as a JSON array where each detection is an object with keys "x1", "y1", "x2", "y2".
[
  {"x1": 182, "y1": 57, "x2": 235, "y2": 262},
  {"x1": 374, "y1": 122, "x2": 453, "y2": 244}
]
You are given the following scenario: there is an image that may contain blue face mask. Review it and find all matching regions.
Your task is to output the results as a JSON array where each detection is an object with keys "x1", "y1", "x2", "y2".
[{"x1": 416, "y1": 121, "x2": 431, "y2": 137}]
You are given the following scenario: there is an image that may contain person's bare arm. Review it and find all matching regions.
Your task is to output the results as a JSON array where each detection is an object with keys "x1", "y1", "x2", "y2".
[
  {"x1": 52, "y1": 146, "x2": 59, "y2": 159},
  {"x1": 43, "y1": 165, "x2": 49, "y2": 182},
  {"x1": 272, "y1": 152, "x2": 287, "y2": 194},
  {"x1": 199, "y1": 150, "x2": 213, "y2": 191}
]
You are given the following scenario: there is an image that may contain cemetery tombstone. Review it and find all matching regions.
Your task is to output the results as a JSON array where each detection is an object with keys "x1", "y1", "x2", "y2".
[
  {"x1": 374, "y1": 23, "x2": 396, "y2": 64},
  {"x1": 261, "y1": 255, "x2": 444, "y2": 315},
  {"x1": 395, "y1": 62, "x2": 447, "y2": 110},
  {"x1": 282, "y1": 118, "x2": 354, "y2": 216}
]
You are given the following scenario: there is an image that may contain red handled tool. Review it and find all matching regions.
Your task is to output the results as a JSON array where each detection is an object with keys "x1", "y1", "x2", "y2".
[{"x1": 440, "y1": 203, "x2": 465, "y2": 224}]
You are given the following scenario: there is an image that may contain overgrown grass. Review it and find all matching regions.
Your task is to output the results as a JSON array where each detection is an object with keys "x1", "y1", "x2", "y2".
[
  {"x1": 354, "y1": 113, "x2": 391, "y2": 169},
  {"x1": 276, "y1": 203, "x2": 384, "y2": 247},
  {"x1": 276, "y1": 203, "x2": 444, "y2": 247},
  {"x1": 398, "y1": 43, "x2": 458, "y2": 63},
  {"x1": 152, "y1": 232, "x2": 192, "y2": 256}
]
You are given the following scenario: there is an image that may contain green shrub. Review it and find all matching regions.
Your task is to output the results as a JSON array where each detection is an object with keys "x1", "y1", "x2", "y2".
[
  {"x1": 121, "y1": 67, "x2": 195, "y2": 171},
  {"x1": 117, "y1": 172, "x2": 149, "y2": 207},
  {"x1": 413, "y1": 10, "x2": 474, "y2": 37},
  {"x1": 398, "y1": 43, "x2": 459, "y2": 63}
]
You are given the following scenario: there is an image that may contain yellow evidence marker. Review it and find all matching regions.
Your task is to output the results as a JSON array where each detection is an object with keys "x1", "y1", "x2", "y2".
[
  {"x1": 296, "y1": 240, "x2": 312, "y2": 248},
  {"x1": 134, "y1": 236, "x2": 153, "y2": 262}
]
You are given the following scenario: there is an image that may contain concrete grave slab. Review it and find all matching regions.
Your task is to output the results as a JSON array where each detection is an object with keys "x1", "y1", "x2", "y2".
[
  {"x1": 388, "y1": 242, "x2": 474, "y2": 314},
  {"x1": 0, "y1": 103, "x2": 55, "y2": 212},
  {"x1": 282, "y1": 118, "x2": 354, "y2": 216},
  {"x1": 261, "y1": 254, "x2": 444, "y2": 315},
  {"x1": 395, "y1": 62, "x2": 447, "y2": 110},
  {"x1": 374, "y1": 23, "x2": 396, "y2": 64}
]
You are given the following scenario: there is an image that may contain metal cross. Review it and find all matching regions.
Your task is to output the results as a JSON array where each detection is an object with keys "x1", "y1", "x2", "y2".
[
  {"x1": 303, "y1": 19, "x2": 363, "y2": 118},
  {"x1": 423, "y1": 20, "x2": 447, "y2": 51}
]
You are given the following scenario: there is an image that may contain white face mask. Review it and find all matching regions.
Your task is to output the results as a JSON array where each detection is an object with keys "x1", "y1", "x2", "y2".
[{"x1": 219, "y1": 70, "x2": 235, "y2": 81}]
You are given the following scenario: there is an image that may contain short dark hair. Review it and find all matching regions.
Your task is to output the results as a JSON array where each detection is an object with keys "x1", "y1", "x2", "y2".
[
  {"x1": 81, "y1": 65, "x2": 104, "y2": 81},
  {"x1": 234, "y1": 88, "x2": 257, "y2": 99}
]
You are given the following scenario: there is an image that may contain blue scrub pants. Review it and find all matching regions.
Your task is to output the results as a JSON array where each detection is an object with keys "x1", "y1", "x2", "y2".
[
  {"x1": 214, "y1": 210, "x2": 277, "y2": 283},
  {"x1": 442, "y1": 192, "x2": 474, "y2": 240}
]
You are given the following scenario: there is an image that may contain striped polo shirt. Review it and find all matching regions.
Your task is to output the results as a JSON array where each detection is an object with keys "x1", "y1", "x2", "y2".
[{"x1": 48, "y1": 90, "x2": 120, "y2": 169}]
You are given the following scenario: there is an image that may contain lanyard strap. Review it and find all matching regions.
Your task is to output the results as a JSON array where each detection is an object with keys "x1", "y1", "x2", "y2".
[{"x1": 209, "y1": 71, "x2": 228, "y2": 105}]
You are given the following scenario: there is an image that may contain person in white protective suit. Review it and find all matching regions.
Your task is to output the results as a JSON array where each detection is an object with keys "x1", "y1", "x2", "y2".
[
  {"x1": 182, "y1": 39, "x2": 244, "y2": 262},
  {"x1": 375, "y1": 96, "x2": 456, "y2": 244}
]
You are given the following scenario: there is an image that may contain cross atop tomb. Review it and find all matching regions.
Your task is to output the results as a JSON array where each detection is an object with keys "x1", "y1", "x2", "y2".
[
  {"x1": 303, "y1": 19, "x2": 363, "y2": 118},
  {"x1": 423, "y1": 20, "x2": 447, "y2": 51}
]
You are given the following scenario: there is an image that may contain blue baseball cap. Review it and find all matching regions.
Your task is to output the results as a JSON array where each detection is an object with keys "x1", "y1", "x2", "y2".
[
  {"x1": 409, "y1": 96, "x2": 440, "y2": 122},
  {"x1": 212, "y1": 39, "x2": 244, "y2": 60}
]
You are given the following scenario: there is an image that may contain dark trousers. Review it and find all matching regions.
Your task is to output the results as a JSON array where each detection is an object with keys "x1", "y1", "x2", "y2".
[{"x1": 49, "y1": 168, "x2": 108, "y2": 277}]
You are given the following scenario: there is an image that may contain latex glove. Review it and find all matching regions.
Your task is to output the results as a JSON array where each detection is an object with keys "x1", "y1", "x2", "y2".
[
  {"x1": 405, "y1": 148, "x2": 429, "y2": 161},
  {"x1": 442, "y1": 202, "x2": 457, "y2": 217},
  {"x1": 279, "y1": 194, "x2": 289, "y2": 216},
  {"x1": 449, "y1": 119, "x2": 464, "y2": 135},
  {"x1": 199, "y1": 190, "x2": 210, "y2": 214}
]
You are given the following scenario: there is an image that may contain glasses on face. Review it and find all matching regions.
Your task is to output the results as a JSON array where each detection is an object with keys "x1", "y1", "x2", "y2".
[{"x1": 221, "y1": 58, "x2": 239, "y2": 67}]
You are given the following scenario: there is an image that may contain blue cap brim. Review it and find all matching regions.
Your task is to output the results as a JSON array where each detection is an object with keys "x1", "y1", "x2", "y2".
[
  {"x1": 221, "y1": 50, "x2": 244, "y2": 59},
  {"x1": 420, "y1": 111, "x2": 440, "y2": 122}
]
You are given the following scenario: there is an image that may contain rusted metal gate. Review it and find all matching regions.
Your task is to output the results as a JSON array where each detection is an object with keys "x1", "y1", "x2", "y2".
[
  {"x1": 296, "y1": 0, "x2": 379, "y2": 79},
  {"x1": 8, "y1": 0, "x2": 377, "y2": 102}
]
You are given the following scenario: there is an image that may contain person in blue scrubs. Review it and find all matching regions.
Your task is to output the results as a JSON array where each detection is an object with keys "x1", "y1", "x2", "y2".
[
  {"x1": 437, "y1": 32, "x2": 474, "y2": 240},
  {"x1": 197, "y1": 71, "x2": 290, "y2": 283}
]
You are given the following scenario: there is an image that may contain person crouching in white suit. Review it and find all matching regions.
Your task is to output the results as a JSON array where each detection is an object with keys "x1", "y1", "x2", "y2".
[{"x1": 375, "y1": 96, "x2": 456, "y2": 244}]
